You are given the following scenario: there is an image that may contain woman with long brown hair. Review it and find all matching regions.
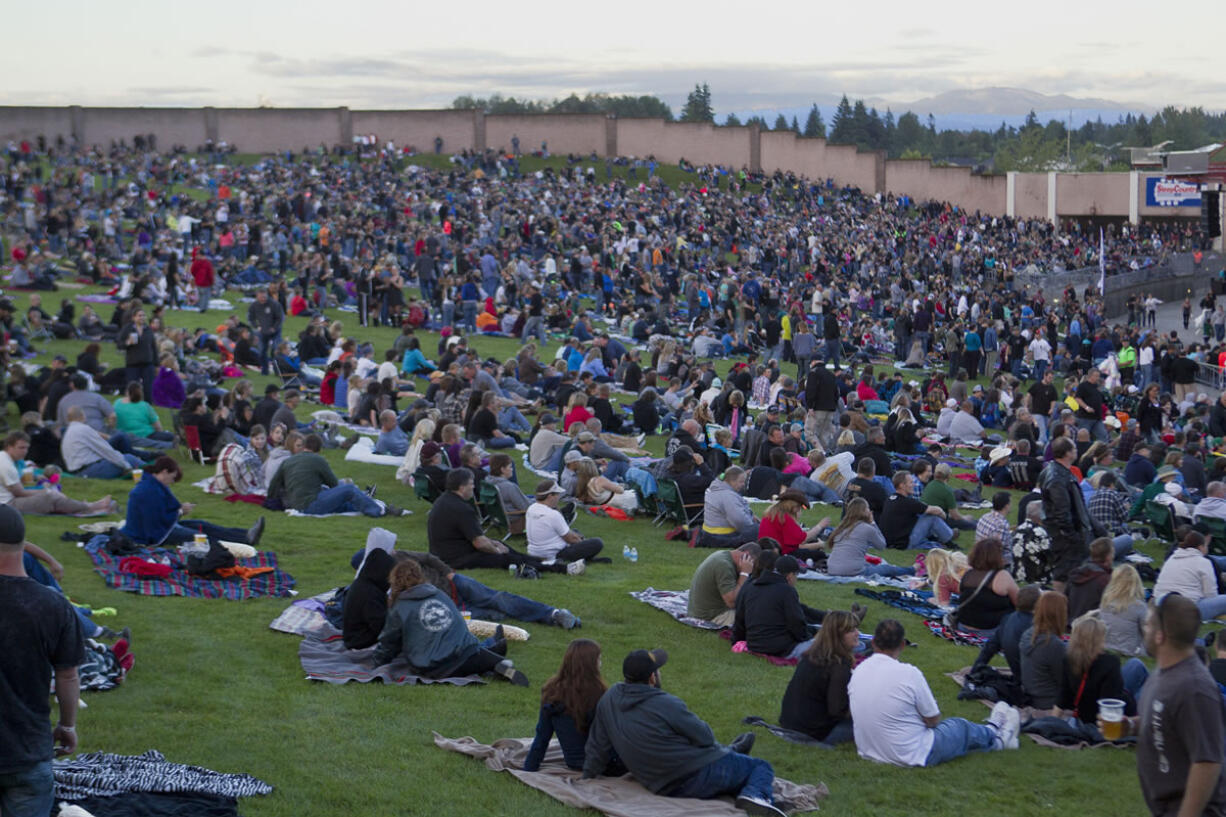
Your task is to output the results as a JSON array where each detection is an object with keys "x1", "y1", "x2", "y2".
[
  {"x1": 825, "y1": 498, "x2": 915, "y2": 578},
  {"x1": 371, "y1": 560, "x2": 528, "y2": 686},
  {"x1": 523, "y1": 639, "x2": 615, "y2": 772},
  {"x1": 1020, "y1": 591, "x2": 1069, "y2": 712},
  {"x1": 778, "y1": 610, "x2": 860, "y2": 744}
]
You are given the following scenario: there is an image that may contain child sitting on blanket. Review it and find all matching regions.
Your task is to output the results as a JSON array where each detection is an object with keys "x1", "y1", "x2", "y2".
[{"x1": 925, "y1": 549, "x2": 969, "y2": 607}]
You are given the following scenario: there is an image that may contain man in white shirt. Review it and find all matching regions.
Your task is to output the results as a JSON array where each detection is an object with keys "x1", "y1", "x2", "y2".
[
  {"x1": 1028, "y1": 330, "x2": 1052, "y2": 382},
  {"x1": 525, "y1": 480, "x2": 604, "y2": 573},
  {"x1": 947, "y1": 401, "x2": 987, "y2": 444},
  {"x1": 849, "y1": 619, "x2": 1019, "y2": 767},
  {"x1": 0, "y1": 432, "x2": 115, "y2": 515}
]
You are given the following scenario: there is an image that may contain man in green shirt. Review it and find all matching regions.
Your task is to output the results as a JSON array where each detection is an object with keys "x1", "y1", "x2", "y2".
[
  {"x1": 921, "y1": 464, "x2": 978, "y2": 531},
  {"x1": 268, "y1": 434, "x2": 405, "y2": 517},
  {"x1": 687, "y1": 544, "x2": 761, "y2": 626}
]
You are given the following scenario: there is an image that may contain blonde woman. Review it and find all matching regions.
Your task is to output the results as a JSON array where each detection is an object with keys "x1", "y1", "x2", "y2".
[
  {"x1": 397, "y1": 419, "x2": 437, "y2": 485},
  {"x1": 925, "y1": 548, "x2": 969, "y2": 607},
  {"x1": 1057, "y1": 613, "x2": 1147, "y2": 724},
  {"x1": 1100, "y1": 565, "x2": 1147, "y2": 656},
  {"x1": 574, "y1": 459, "x2": 637, "y2": 513}
]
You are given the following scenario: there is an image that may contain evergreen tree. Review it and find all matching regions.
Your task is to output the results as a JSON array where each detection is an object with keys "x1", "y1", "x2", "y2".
[
  {"x1": 681, "y1": 83, "x2": 715, "y2": 123},
  {"x1": 830, "y1": 95, "x2": 854, "y2": 143},
  {"x1": 791, "y1": 115, "x2": 801, "y2": 133},
  {"x1": 803, "y1": 105, "x2": 826, "y2": 139},
  {"x1": 773, "y1": 114, "x2": 789, "y2": 131},
  {"x1": 724, "y1": 112, "x2": 742, "y2": 127}
]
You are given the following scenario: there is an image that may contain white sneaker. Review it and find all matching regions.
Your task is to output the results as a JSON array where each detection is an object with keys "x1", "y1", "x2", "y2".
[
  {"x1": 566, "y1": 559, "x2": 586, "y2": 576},
  {"x1": 987, "y1": 701, "x2": 1020, "y2": 750},
  {"x1": 735, "y1": 794, "x2": 786, "y2": 817}
]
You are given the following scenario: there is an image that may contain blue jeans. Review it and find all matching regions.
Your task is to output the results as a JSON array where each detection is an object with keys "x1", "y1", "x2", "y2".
[
  {"x1": 164, "y1": 520, "x2": 252, "y2": 545},
  {"x1": 79, "y1": 455, "x2": 143, "y2": 478},
  {"x1": 909, "y1": 515, "x2": 954, "y2": 549},
  {"x1": 305, "y1": 484, "x2": 384, "y2": 517},
  {"x1": 924, "y1": 718, "x2": 998, "y2": 766},
  {"x1": 499, "y1": 406, "x2": 531, "y2": 433},
  {"x1": 860, "y1": 562, "x2": 917, "y2": 578},
  {"x1": 603, "y1": 459, "x2": 629, "y2": 481},
  {"x1": 667, "y1": 751, "x2": 775, "y2": 805},
  {"x1": 1122, "y1": 657, "x2": 1149, "y2": 699},
  {"x1": 1077, "y1": 418, "x2": 1108, "y2": 444},
  {"x1": 23, "y1": 552, "x2": 100, "y2": 637},
  {"x1": 480, "y1": 436, "x2": 517, "y2": 450},
  {"x1": 1112, "y1": 534, "x2": 1134, "y2": 560},
  {"x1": 789, "y1": 475, "x2": 842, "y2": 505},
  {"x1": 1032, "y1": 359, "x2": 1048, "y2": 382},
  {"x1": 825, "y1": 338, "x2": 841, "y2": 369},
  {"x1": 0, "y1": 760, "x2": 54, "y2": 817},
  {"x1": 822, "y1": 719, "x2": 855, "y2": 747},
  {"x1": 452, "y1": 573, "x2": 556, "y2": 624},
  {"x1": 1197, "y1": 595, "x2": 1226, "y2": 621}
]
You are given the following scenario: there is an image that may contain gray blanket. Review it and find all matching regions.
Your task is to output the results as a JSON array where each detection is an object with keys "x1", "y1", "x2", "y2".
[
  {"x1": 298, "y1": 635, "x2": 484, "y2": 686},
  {"x1": 629, "y1": 588, "x2": 724, "y2": 630},
  {"x1": 433, "y1": 733, "x2": 828, "y2": 816}
]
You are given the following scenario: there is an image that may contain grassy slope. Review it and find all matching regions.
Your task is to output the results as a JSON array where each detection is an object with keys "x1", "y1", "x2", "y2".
[{"x1": 8, "y1": 157, "x2": 1151, "y2": 815}]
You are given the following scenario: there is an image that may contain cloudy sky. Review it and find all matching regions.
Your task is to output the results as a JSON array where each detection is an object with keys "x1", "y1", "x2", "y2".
[{"x1": 3, "y1": 0, "x2": 1220, "y2": 113}]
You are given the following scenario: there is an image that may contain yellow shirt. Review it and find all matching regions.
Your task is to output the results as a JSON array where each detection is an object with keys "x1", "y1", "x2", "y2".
[{"x1": 781, "y1": 314, "x2": 792, "y2": 342}]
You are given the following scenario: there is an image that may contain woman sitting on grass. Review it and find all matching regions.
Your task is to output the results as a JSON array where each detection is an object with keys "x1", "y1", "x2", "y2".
[
  {"x1": 1020, "y1": 591, "x2": 1069, "y2": 712},
  {"x1": 371, "y1": 559, "x2": 528, "y2": 685},
  {"x1": 573, "y1": 458, "x2": 637, "y2": 513},
  {"x1": 825, "y1": 498, "x2": 916, "y2": 578},
  {"x1": 757, "y1": 490, "x2": 831, "y2": 557},
  {"x1": 779, "y1": 610, "x2": 860, "y2": 745},
  {"x1": 1058, "y1": 612, "x2": 1147, "y2": 725},
  {"x1": 523, "y1": 639, "x2": 624, "y2": 773},
  {"x1": 1100, "y1": 565, "x2": 1147, "y2": 656},
  {"x1": 114, "y1": 382, "x2": 176, "y2": 451}
]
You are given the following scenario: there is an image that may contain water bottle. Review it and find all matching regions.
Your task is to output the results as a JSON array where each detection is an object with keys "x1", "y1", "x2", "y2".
[
  {"x1": 622, "y1": 544, "x2": 631, "y2": 560},
  {"x1": 508, "y1": 563, "x2": 518, "y2": 577},
  {"x1": 629, "y1": 547, "x2": 639, "y2": 563}
]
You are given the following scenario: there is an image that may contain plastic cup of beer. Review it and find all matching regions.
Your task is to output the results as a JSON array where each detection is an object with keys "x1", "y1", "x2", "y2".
[
  {"x1": 462, "y1": 610, "x2": 472, "y2": 622},
  {"x1": 194, "y1": 533, "x2": 208, "y2": 549},
  {"x1": 1098, "y1": 698, "x2": 1126, "y2": 740},
  {"x1": 132, "y1": 469, "x2": 143, "y2": 483}
]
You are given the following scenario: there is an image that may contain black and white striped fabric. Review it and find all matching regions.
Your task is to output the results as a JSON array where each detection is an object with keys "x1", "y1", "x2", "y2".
[{"x1": 54, "y1": 750, "x2": 273, "y2": 800}]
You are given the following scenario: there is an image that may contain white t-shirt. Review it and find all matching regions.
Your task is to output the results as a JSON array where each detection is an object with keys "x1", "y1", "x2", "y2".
[
  {"x1": 848, "y1": 653, "x2": 940, "y2": 766},
  {"x1": 0, "y1": 450, "x2": 19, "y2": 504},
  {"x1": 525, "y1": 502, "x2": 570, "y2": 561},
  {"x1": 376, "y1": 361, "x2": 399, "y2": 384},
  {"x1": 1028, "y1": 338, "x2": 1051, "y2": 363}
]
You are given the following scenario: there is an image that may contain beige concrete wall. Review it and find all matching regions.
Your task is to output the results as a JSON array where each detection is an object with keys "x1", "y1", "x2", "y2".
[
  {"x1": 350, "y1": 109, "x2": 476, "y2": 153},
  {"x1": 1056, "y1": 173, "x2": 1130, "y2": 217},
  {"x1": 760, "y1": 131, "x2": 827, "y2": 179},
  {"x1": 485, "y1": 114, "x2": 606, "y2": 156},
  {"x1": 214, "y1": 108, "x2": 341, "y2": 153},
  {"x1": 79, "y1": 108, "x2": 208, "y2": 149},
  {"x1": 884, "y1": 160, "x2": 1007, "y2": 214},
  {"x1": 0, "y1": 107, "x2": 73, "y2": 143},
  {"x1": 617, "y1": 119, "x2": 753, "y2": 167},
  {"x1": 1014, "y1": 173, "x2": 1050, "y2": 220}
]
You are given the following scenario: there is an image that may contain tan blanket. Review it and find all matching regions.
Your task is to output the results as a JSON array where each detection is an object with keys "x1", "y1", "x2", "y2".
[{"x1": 433, "y1": 733, "x2": 828, "y2": 815}]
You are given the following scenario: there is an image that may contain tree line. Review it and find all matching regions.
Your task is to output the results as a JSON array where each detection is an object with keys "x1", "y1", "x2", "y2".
[{"x1": 454, "y1": 85, "x2": 1226, "y2": 172}]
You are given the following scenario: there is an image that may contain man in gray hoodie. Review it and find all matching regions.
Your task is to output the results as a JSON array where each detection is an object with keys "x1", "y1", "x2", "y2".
[
  {"x1": 583, "y1": 649, "x2": 784, "y2": 816},
  {"x1": 696, "y1": 466, "x2": 759, "y2": 549}
]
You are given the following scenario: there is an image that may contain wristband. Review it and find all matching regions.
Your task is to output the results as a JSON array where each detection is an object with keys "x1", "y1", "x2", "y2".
[
  {"x1": 57, "y1": 724, "x2": 75, "y2": 732},
  {"x1": 738, "y1": 571, "x2": 750, "y2": 577}
]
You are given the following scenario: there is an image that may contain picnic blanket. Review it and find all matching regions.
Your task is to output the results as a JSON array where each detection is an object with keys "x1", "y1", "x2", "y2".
[
  {"x1": 269, "y1": 590, "x2": 336, "y2": 637},
  {"x1": 851, "y1": 588, "x2": 988, "y2": 646},
  {"x1": 53, "y1": 749, "x2": 272, "y2": 800},
  {"x1": 630, "y1": 588, "x2": 724, "y2": 630},
  {"x1": 522, "y1": 455, "x2": 558, "y2": 482},
  {"x1": 309, "y1": 410, "x2": 378, "y2": 436},
  {"x1": 83, "y1": 535, "x2": 296, "y2": 600},
  {"x1": 797, "y1": 570, "x2": 913, "y2": 590},
  {"x1": 298, "y1": 633, "x2": 484, "y2": 686},
  {"x1": 344, "y1": 436, "x2": 403, "y2": 466},
  {"x1": 433, "y1": 733, "x2": 828, "y2": 816}
]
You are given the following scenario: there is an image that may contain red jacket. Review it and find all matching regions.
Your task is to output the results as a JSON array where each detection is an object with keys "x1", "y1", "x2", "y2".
[{"x1": 190, "y1": 257, "x2": 215, "y2": 287}]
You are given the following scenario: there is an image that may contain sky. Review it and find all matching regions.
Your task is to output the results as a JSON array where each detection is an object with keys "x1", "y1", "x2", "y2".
[{"x1": 2, "y1": 0, "x2": 1222, "y2": 114}]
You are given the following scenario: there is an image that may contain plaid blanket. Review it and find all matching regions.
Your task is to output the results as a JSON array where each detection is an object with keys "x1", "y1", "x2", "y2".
[
  {"x1": 629, "y1": 588, "x2": 724, "y2": 630},
  {"x1": 269, "y1": 590, "x2": 337, "y2": 636},
  {"x1": 84, "y1": 535, "x2": 296, "y2": 600},
  {"x1": 299, "y1": 633, "x2": 484, "y2": 686}
]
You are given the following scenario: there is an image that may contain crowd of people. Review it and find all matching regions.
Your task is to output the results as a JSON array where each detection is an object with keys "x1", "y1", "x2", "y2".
[{"x1": 2, "y1": 135, "x2": 1225, "y2": 817}]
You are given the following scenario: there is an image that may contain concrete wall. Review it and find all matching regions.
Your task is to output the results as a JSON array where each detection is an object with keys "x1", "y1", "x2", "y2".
[
  {"x1": 350, "y1": 109, "x2": 476, "y2": 154},
  {"x1": 0, "y1": 106, "x2": 74, "y2": 143},
  {"x1": 884, "y1": 160, "x2": 1007, "y2": 214},
  {"x1": 485, "y1": 114, "x2": 606, "y2": 156},
  {"x1": 617, "y1": 119, "x2": 753, "y2": 167},
  {"x1": 1013, "y1": 173, "x2": 1050, "y2": 220},
  {"x1": 214, "y1": 108, "x2": 342, "y2": 154},
  {"x1": 0, "y1": 106, "x2": 1209, "y2": 226}
]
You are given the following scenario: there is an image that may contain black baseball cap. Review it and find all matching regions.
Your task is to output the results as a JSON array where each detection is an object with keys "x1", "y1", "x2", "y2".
[{"x1": 623, "y1": 648, "x2": 668, "y2": 683}]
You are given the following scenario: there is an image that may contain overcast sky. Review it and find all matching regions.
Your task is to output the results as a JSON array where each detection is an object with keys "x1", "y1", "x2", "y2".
[{"x1": 3, "y1": 0, "x2": 1221, "y2": 113}]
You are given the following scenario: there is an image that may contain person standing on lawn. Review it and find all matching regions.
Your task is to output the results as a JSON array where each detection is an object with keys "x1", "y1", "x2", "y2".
[{"x1": 0, "y1": 505, "x2": 85, "y2": 817}]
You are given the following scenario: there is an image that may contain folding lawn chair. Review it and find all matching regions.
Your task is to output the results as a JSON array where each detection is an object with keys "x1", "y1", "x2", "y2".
[
  {"x1": 479, "y1": 481, "x2": 524, "y2": 537},
  {"x1": 654, "y1": 478, "x2": 704, "y2": 529},
  {"x1": 1143, "y1": 499, "x2": 1176, "y2": 544}
]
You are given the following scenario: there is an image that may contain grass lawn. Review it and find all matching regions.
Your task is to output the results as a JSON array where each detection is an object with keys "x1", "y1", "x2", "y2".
[{"x1": 5, "y1": 155, "x2": 1151, "y2": 815}]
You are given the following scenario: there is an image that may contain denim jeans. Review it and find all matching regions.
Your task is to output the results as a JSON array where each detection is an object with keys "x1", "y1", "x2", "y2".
[
  {"x1": 198, "y1": 284, "x2": 212, "y2": 311},
  {"x1": 499, "y1": 406, "x2": 532, "y2": 433},
  {"x1": 480, "y1": 436, "x2": 517, "y2": 449},
  {"x1": 452, "y1": 573, "x2": 556, "y2": 624},
  {"x1": 305, "y1": 484, "x2": 384, "y2": 517},
  {"x1": 23, "y1": 552, "x2": 100, "y2": 636},
  {"x1": 1077, "y1": 418, "x2": 1108, "y2": 444},
  {"x1": 1196, "y1": 595, "x2": 1226, "y2": 621},
  {"x1": 789, "y1": 475, "x2": 842, "y2": 505},
  {"x1": 1112, "y1": 534, "x2": 1135, "y2": 560},
  {"x1": 0, "y1": 760, "x2": 54, "y2": 817},
  {"x1": 667, "y1": 751, "x2": 775, "y2": 805},
  {"x1": 1034, "y1": 414, "x2": 1049, "y2": 444},
  {"x1": 821, "y1": 719, "x2": 855, "y2": 746},
  {"x1": 603, "y1": 460, "x2": 629, "y2": 481},
  {"x1": 860, "y1": 562, "x2": 916, "y2": 578},
  {"x1": 1122, "y1": 657, "x2": 1149, "y2": 699},
  {"x1": 164, "y1": 520, "x2": 252, "y2": 546},
  {"x1": 1032, "y1": 359, "x2": 1048, "y2": 383},
  {"x1": 461, "y1": 300, "x2": 479, "y2": 332},
  {"x1": 79, "y1": 455, "x2": 143, "y2": 479},
  {"x1": 825, "y1": 338, "x2": 841, "y2": 369},
  {"x1": 787, "y1": 638, "x2": 816, "y2": 659},
  {"x1": 909, "y1": 515, "x2": 954, "y2": 549},
  {"x1": 924, "y1": 718, "x2": 998, "y2": 766}
]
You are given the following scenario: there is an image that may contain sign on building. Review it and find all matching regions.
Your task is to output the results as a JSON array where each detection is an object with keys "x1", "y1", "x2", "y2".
[{"x1": 1146, "y1": 177, "x2": 1202, "y2": 207}]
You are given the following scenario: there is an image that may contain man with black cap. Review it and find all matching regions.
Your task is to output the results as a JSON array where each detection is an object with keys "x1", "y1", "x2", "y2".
[
  {"x1": 583, "y1": 648, "x2": 783, "y2": 816},
  {"x1": 252, "y1": 384, "x2": 283, "y2": 430},
  {"x1": 0, "y1": 505, "x2": 85, "y2": 815}
]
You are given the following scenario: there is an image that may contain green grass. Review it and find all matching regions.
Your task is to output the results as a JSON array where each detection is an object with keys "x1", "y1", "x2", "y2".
[{"x1": 4, "y1": 159, "x2": 1150, "y2": 815}]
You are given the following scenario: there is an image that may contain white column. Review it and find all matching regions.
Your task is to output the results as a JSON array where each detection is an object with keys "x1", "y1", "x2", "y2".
[
  {"x1": 1129, "y1": 171, "x2": 1140, "y2": 225},
  {"x1": 1047, "y1": 172, "x2": 1058, "y2": 228},
  {"x1": 1006, "y1": 172, "x2": 1016, "y2": 217}
]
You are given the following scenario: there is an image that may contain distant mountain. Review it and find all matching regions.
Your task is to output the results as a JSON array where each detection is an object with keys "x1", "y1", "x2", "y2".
[{"x1": 730, "y1": 87, "x2": 1153, "y2": 135}]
